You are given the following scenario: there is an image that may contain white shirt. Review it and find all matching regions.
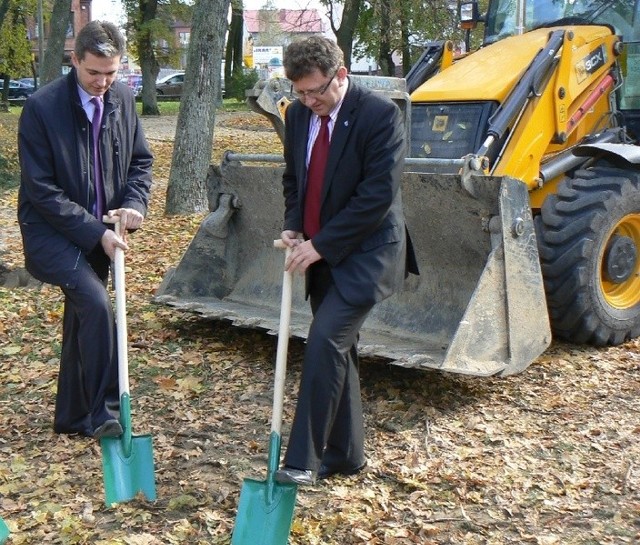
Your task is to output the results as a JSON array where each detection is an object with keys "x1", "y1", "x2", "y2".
[{"x1": 305, "y1": 94, "x2": 346, "y2": 166}]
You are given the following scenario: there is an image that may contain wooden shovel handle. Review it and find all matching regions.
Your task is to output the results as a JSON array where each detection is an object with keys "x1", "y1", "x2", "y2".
[
  {"x1": 273, "y1": 239, "x2": 287, "y2": 250},
  {"x1": 271, "y1": 240, "x2": 293, "y2": 436},
  {"x1": 103, "y1": 215, "x2": 130, "y2": 398}
]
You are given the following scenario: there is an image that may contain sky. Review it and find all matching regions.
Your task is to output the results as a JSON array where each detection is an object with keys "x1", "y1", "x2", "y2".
[
  {"x1": 89, "y1": 0, "x2": 349, "y2": 68},
  {"x1": 91, "y1": 0, "x2": 125, "y2": 24},
  {"x1": 91, "y1": 0, "x2": 324, "y2": 24}
]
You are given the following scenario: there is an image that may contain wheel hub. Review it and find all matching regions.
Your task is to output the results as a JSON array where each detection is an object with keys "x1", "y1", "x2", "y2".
[{"x1": 603, "y1": 235, "x2": 637, "y2": 283}]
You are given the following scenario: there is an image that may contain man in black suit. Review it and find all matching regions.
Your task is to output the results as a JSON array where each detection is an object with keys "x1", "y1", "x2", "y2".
[
  {"x1": 275, "y1": 36, "x2": 418, "y2": 485},
  {"x1": 18, "y1": 21, "x2": 152, "y2": 439}
]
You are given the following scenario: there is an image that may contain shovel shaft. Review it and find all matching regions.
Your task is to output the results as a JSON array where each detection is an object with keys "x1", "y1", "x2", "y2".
[
  {"x1": 113, "y1": 222, "x2": 130, "y2": 397},
  {"x1": 230, "y1": 241, "x2": 298, "y2": 545},
  {"x1": 103, "y1": 215, "x2": 130, "y2": 397},
  {"x1": 102, "y1": 216, "x2": 129, "y2": 396},
  {"x1": 272, "y1": 240, "x2": 293, "y2": 436}
]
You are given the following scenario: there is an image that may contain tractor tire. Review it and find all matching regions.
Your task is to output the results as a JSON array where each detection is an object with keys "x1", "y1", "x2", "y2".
[{"x1": 535, "y1": 166, "x2": 640, "y2": 346}]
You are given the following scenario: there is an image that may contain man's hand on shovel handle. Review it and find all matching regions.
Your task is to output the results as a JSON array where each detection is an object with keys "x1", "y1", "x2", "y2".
[{"x1": 102, "y1": 208, "x2": 145, "y2": 259}]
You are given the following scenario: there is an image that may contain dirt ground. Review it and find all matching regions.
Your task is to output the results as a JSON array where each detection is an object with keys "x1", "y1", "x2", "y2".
[
  {"x1": 139, "y1": 114, "x2": 199, "y2": 140},
  {"x1": 0, "y1": 109, "x2": 638, "y2": 544},
  {"x1": 140, "y1": 114, "x2": 180, "y2": 140},
  {"x1": 140, "y1": 111, "x2": 275, "y2": 141}
]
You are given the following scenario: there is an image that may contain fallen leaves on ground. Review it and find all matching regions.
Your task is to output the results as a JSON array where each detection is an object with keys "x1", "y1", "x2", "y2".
[{"x1": 0, "y1": 110, "x2": 639, "y2": 544}]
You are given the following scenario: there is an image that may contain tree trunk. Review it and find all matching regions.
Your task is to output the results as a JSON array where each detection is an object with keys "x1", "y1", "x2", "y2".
[
  {"x1": 40, "y1": 0, "x2": 73, "y2": 85},
  {"x1": 0, "y1": 74, "x2": 9, "y2": 112},
  {"x1": 330, "y1": 0, "x2": 361, "y2": 70},
  {"x1": 224, "y1": 0, "x2": 243, "y2": 103},
  {"x1": 225, "y1": 0, "x2": 243, "y2": 81},
  {"x1": 378, "y1": 0, "x2": 395, "y2": 76},
  {"x1": 138, "y1": 0, "x2": 160, "y2": 116},
  {"x1": 0, "y1": 0, "x2": 10, "y2": 29},
  {"x1": 401, "y1": 3, "x2": 410, "y2": 76},
  {"x1": 164, "y1": 0, "x2": 231, "y2": 215}
]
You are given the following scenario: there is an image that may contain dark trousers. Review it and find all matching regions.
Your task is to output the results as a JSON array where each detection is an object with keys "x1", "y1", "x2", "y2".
[
  {"x1": 53, "y1": 249, "x2": 119, "y2": 435},
  {"x1": 283, "y1": 261, "x2": 373, "y2": 471}
]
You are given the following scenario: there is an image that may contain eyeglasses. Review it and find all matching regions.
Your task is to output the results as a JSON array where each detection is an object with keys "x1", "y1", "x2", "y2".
[{"x1": 291, "y1": 71, "x2": 336, "y2": 100}]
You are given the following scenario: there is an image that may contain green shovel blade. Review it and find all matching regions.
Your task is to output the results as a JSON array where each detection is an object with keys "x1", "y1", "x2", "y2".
[
  {"x1": 101, "y1": 393, "x2": 156, "y2": 507},
  {"x1": 231, "y1": 478, "x2": 297, "y2": 545},
  {"x1": 0, "y1": 517, "x2": 9, "y2": 544},
  {"x1": 101, "y1": 433, "x2": 156, "y2": 506},
  {"x1": 232, "y1": 431, "x2": 297, "y2": 545}
]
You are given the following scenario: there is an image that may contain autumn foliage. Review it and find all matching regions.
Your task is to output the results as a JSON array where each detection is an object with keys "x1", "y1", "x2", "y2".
[{"x1": 0, "y1": 110, "x2": 639, "y2": 544}]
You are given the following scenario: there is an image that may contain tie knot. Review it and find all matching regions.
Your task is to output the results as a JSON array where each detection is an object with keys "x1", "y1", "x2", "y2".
[
  {"x1": 320, "y1": 115, "x2": 330, "y2": 127},
  {"x1": 91, "y1": 96, "x2": 103, "y2": 115},
  {"x1": 91, "y1": 97, "x2": 103, "y2": 129}
]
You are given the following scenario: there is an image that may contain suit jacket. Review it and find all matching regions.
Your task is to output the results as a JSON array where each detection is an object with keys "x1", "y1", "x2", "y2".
[
  {"x1": 282, "y1": 78, "x2": 418, "y2": 307},
  {"x1": 17, "y1": 70, "x2": 153, "y2": 290}
]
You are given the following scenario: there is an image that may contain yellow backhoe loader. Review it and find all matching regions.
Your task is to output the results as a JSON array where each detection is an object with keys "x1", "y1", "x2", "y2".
[{"x1": 156, "y1": 0, "x2": 640, "y2": 376}]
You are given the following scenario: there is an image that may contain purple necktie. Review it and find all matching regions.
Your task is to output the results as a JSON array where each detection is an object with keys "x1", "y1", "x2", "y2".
[{"x1": 91, "y1": 97, "x2": 104, "y2": 218}]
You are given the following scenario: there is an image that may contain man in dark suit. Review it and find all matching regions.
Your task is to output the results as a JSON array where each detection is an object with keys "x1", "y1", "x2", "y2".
[
  {"x1": 18, "y1": 21, "x2": 153, "y2": 439},
  {"x1": 275, "y1": 36, "x2": 418, "y2": 485}
]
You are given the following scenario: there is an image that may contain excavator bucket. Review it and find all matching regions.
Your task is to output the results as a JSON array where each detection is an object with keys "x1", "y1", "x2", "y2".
[
  {"x1": 155, "y1": 76, "x2": 551, "y2": 376},
  {"x1": 155, "y1": 158, "x2": 551, "y2": 376}
]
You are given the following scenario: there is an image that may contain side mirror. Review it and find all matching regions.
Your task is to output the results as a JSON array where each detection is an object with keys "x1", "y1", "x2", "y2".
[{"x1": 458, "y1": 0, "x2": 480, "y2": 29}]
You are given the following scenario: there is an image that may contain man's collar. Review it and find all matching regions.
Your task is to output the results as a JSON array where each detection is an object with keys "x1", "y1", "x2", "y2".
[{"x1": 76, "y1": 77, "x2": 103, "y2": 107}]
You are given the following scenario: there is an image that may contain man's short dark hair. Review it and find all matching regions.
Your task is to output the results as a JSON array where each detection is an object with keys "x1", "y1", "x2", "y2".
[
  {"x1": 283, "y1": 36, "x2": 344, "y2": 82},
  {"x1": 74, "y1": 20, "x2": 126, "y2": 61}
]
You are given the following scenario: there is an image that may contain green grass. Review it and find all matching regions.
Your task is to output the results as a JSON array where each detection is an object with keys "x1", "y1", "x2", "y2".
[
  {"x1": 139, "y1": 97, "x2": 249, "y2": 116},
  {"x1": 4, "y1": 97, "x2": 248, "y2": 118},
  {"x1": 220, "y1": 97, "x2": 251, "y2": 112}
]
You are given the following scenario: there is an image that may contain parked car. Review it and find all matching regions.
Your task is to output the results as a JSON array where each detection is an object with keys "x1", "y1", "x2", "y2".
[
  {"x1": 17, "y1": 77, "x2": 37, "y2": 88},
  {"x1": 0, "y1": 80, "x2": 35, "y2": 100},
  {"x1": 156, "y1": 72, "x2": 185, "y2": 97},
  {"x1": 120, "y1": 74, "x2": 142, "y2": 96}
]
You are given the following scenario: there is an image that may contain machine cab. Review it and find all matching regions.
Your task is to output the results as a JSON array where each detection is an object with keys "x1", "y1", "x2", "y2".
[{"x1": 459, "y1": 0, "x2": 640, "y2": 137}]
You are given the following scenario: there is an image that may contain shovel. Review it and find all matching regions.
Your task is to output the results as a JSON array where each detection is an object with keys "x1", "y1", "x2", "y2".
[
  {"x1": 100, "y1": 217, "x2": 156, "y2": 507},
  {"x1": 231, "y1": 240, "x2": 297, "y2": 545},
  {"x1": 0, "y1": 517, "x2": 9, "y2": 544}
]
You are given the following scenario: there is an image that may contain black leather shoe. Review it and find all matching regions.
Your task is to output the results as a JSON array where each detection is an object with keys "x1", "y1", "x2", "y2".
[
  {"x1": 93, "y1": 419, "x2": 123, "y2": 440},
  {"x1": 53, "y1": 425, "x2": 92, "y2": 437},
  {"x1": 275, "y1": 467, "x2": 316, "y2": 485},
  {"x1": 317, "y1": 461, "x2": 367, "y2": 480}
]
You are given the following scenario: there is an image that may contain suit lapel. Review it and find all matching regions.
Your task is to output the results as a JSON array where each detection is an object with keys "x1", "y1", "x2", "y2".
[
  {"x1": 321, "y1": 82, "x2": 359, "y2": 202},
  {"x1": 297, "y1": 106, "x2": 312, "y2": 197}
]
